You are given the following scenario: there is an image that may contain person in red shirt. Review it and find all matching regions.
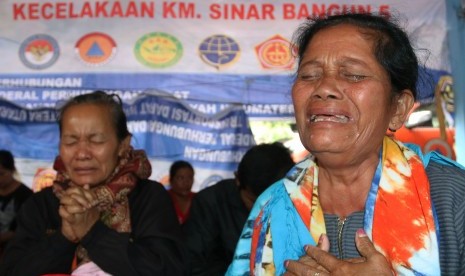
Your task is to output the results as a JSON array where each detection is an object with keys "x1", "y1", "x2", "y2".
[{"x1": 168, "y1": 160, "x2": 195, "y2": 224}]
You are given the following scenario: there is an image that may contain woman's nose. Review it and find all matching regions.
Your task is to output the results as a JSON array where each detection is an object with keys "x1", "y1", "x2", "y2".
[
  {"x1": 75, "y1": 143, "x2": 91, "y2": 160},
  {"x1": 312, "y1": 74, "x2": 343, "y2": 100}
]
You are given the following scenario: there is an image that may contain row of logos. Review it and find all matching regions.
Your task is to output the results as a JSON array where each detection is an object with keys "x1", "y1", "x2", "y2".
[{"x1": 19, "y1": 32, "x2": 296, "y2": 70}]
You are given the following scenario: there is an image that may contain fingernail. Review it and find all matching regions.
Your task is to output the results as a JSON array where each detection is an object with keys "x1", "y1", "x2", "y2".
[
  {"x1": 304, "y1": 245, "x2": 309, "y2": 251},
  {"x1": 357, "y1": 228, "x2": 367, "y2": 237},
  {"x1": 284, "y1": 260, "x2": 289, "y2": 268},
  {"x1": 318, "y1": 234, "x2": 324, "y2": 244}
]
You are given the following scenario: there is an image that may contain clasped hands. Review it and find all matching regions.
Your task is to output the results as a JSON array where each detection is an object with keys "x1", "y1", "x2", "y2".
[
  {"x1": 58, "y1": 184, "x2": 100, "y2": 243},
  {"x1": 284, "y1": 230, "x2": 393, "y2": 276}
]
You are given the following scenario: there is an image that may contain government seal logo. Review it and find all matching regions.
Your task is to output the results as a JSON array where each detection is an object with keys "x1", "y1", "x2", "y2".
[
  {"x1": 134, "y1": 32, "x2": 183, "y2": 68},
  {"x1": 75, "y1": 32, "x2": 117, "y2": 66},
  {"x1": 198, "y1": 34, "x2": 240, "y2": 70},
  {"x1": 255, "y1": 35, "x2": 295, "y2": 70},
  {"x1": 19, "y1": 34, "x2": 60, "y2": 70}
]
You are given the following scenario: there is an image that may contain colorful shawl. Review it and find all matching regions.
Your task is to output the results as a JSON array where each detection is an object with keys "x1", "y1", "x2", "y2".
[
  {"x1": 226, "y1": 137, "x2": 463, "y2": 276},
  {"x1": 53, "y1": 148, "x2": 152, "y2": 266}
]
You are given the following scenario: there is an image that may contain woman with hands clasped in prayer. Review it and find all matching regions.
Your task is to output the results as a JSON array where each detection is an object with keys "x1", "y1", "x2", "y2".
[
  {"x1": 227, "y1": 13, "x2": 465, "y2": 276},
  {"x1": 0, "y1": 91, "x2": 188, "y2": 276}
]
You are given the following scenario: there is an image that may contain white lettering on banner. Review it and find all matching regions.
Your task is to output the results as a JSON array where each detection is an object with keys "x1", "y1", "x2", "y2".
[
  {"x1": 42, "y1": 90, "x2": 141, "y2": 102},
  {"x1": 28, "y1": 110, "x2": 57, "y2": 122},
  {"x1": 110, "y1": 90, "x2": 144, "y2": 101},
  {"x1": 42, "y1": 90, "x2": 92, "y2": 101},
  {"x1": 13, "y1": 1, "x2": 155, "y2": 20},
  {"x1": 184, "y1": 146, "x2": 244, "y2": 162},
  {"x1": 0, "y1": 78, "x2": 82, "y2": 88},
  {"x1": 128, "y1": 120, "x2": 147, "y2": 132},
  {"x1": 124, "y1": 105, "x2": 138, "y2": 117},
  {"x1": 23, "y1": 103, "x2": 56, "y2": 109},
  {"x1": 127, "y1": 120, "x2": 217, "y2": 145},
  {"x1": 173, "y1": 91, "x2": 190, "y2": 99},
  {"x1": 0, "y1": 106, "x2": 27, "y2": 122},
  {"x1": 139, "y1": 102, "x2": 170, "y2": 118},
  {"x1": 243, "y1": 104, "x2": 294, "y2": 115},
  {"x1": 0, "y1": 91, "x2": 39, "y2": 101},
  {"x1": 188, "y1": 103, "x2": 217, "y2": 114},
  {"x1": 220, "y1": 133, "x2": 255, "y2": 146},
  {"x1": 170, "y1": 107, "x2": 243, "y2": 129}
]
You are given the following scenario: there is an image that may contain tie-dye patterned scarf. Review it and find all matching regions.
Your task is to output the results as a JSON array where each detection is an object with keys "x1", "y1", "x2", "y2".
[{"x1": 227, "y1": 136, "x2": 442, "y2": 275}]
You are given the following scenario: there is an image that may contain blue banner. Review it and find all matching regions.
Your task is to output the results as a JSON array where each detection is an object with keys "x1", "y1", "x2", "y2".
[{"x1": 0, "y1": 92, "x2": 255, "y2": 191}]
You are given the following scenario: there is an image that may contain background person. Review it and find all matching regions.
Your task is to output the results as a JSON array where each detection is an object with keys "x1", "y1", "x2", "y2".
[
  {"x1": 0, "y1": 91, "x2": 188, "y2": 276},
  {"x1": 0, "y1": 150, "x2": 33, "y2": 260},
  {"x1": 184, "y1": 142, "x2": 295, "y2": 275},
  {"x1": 168, "y1": 160, "x2": 195, "y2": 225},
  {"x1": 228, "y1": 13, "x2": 465, "y2": 276}
]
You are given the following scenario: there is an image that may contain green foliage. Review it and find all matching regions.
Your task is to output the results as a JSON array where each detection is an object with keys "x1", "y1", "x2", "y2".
[{"x1": 249, "y1": 120, "x2": 295, "y2": 144}]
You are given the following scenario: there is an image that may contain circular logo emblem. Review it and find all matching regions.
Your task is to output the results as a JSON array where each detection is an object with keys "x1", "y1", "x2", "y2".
[
  {"x1": 19, "y1": 34, "x2": 60, "y2": 70},
  {"x1": 75, "y1": 32, "x2": 117, "y2": 66},
  {"x1": 255, "y1": 35, "x2": 295, "y2": 70},
  {"x1": 134, "y1": 32, "x2": 183, "y2": 68},
  {"x1": 198, "y1": 34, "x2": 240, "y2": 70}
]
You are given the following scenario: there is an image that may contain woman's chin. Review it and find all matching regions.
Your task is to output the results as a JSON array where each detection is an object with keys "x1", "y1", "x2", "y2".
[
  {"x1": 69, "y1": 178, "x2": 101, "y2": 187},
  {"x1": 305, "y1": 138, "x2": 350, "y2": 152}
]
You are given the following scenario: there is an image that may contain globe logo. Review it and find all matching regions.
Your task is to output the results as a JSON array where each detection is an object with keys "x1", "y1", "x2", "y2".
[{"x1": 198, "y1": 34, "x2": 240, "y2": 70}]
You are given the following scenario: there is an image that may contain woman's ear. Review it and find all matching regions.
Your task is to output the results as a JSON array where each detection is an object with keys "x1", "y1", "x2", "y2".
[
  {"x1": 119, "y1": 135, "x2": 132, "y2": 157},
  {"x1": 389, "y1": 89, "x2": 415, "y2": 131}
]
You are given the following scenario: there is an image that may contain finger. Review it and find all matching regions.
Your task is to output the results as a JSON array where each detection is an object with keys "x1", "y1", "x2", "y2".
[
  {"x1": 60, "y1": 196, "x2": 87, "y2": 213},
  {"x1": 66, "y1": 186, "x2": 95, "y2": 208},
  {"x1": 83, "y1": 188, "x2": 98, "y2": 207},
  {"x1": 317, "y1": 234, "x2": 330, "y2": 252},
  {"x1": 299, "y1": 255, "x2": 319, "y2": 266},
  {"x1": 285, "y1": 260, "x2": 324, "y2": 276},
  {"x1": 59, "y1": 194, "x2": 81, "y2": 207},
  {"x1": 305, "y1": 245, "x2": 339, "y2": 272},
  {"x1": 355, "y1": 228, "x2": 378, "y2": 258},
  {"x1": 298, "y1": 256, "x2": 329, "y2": 273},
  {"x1": 64, "y1": 185, "x2": 86, "y2": 196},
  {"x1": 59, "y1": 205, "x2": 74, "y2": 221},
  {"x1": 78, "y1": 185, "x2": 98, "y2": 207},
  {"x1": 344, "y1": 257, "x2": 366, "y2": 264},
  {"x1": 70, "y1": 194, "x2": 91, "y2": 208},
  {"x1": 63, "y1": 203, "x2": 87, "y2": 214}
]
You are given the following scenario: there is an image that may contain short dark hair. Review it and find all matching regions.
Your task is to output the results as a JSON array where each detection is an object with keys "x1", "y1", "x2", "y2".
[
  {"x1": 237, "y1": 142, "x2": 295, "y2": 197},
  {"x1": 0, "y1": 149, "x2": 16, "y2": 171},
  {"x1": 169, "y1": 160, "x2": 194, "y2": 179},
  {"x1": 57, "y1": 90, "x2": 131, "y2": 142},
  {"x1": 293, "y1": 13, "x2": 419, "y2": 100}
]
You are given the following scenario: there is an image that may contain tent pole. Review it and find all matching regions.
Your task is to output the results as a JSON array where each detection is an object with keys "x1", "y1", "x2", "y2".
[{"x1": 446, "y1": 0, "x2": 465, "y2": 165}]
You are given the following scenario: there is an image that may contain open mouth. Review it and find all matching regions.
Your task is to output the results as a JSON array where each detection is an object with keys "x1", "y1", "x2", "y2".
[{"x1": 310, "y1": 114, "x2": 350, "y2": 123}]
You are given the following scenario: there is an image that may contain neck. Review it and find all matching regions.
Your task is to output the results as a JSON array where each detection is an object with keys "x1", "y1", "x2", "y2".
[
  {"x1": 316, "y1": 155, "x2": 379, "y2": 218},
  {"x1": 171, "y1": 190, "x2": 190, "y2": 200}
]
